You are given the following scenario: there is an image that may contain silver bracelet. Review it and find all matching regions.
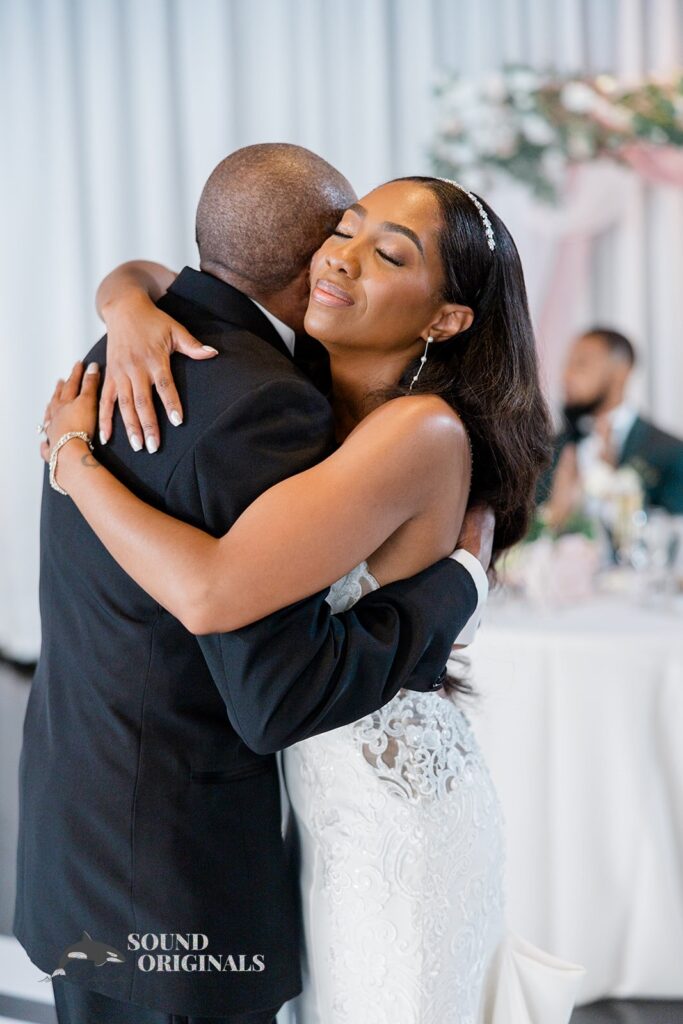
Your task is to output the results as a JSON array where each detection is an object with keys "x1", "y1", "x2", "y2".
[{"x1": 48, "y1": 431, "x2": 94, "y2": 496}]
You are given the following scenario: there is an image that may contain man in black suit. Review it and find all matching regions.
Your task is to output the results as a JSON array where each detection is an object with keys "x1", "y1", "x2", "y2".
[
  {"x1": 14, "y1": 144, "x2": 490, "y2": 1024},
  {"x1": 537, "y1": 325, "x2": 683, "y2": 527}
]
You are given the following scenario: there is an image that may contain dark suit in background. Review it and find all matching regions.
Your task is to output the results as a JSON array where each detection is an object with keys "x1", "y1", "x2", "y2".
[
  {"x1": 619, "y1": 415, "x2": 683, "y2": 514},
  {"x1": 14, "y1": 269, "x2": 479, "y2": 1020},
  {"x1": 537, "y1": 413, "x2": 683, "y2": 514}
]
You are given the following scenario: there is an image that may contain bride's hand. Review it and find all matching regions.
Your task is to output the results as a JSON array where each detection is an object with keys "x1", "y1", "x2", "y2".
[
  {"x1": 99, "y1": 291, "x2": 218, "y2": 452},
  {"x1": 40, "y1": 361, "x2": 100, "y2": 463}
]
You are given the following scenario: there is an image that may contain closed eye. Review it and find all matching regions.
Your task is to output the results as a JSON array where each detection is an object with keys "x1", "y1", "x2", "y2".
[
  {"x1": 332, "y1": 231, "x2": 404, "y2": 267},
  {"x1": 377, "y1": 249, "x2": 403, "y2": 267}
]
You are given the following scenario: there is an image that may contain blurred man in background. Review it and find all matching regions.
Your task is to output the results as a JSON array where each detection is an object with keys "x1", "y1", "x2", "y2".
[{"x1": 537, "y1": 326, "x2": 683, "y2": 529}]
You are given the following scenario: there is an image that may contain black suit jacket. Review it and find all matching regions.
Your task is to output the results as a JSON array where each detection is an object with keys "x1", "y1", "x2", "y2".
[
  {"x1": 537, "y1": 413, "x2": 683, "y2": 515},
  {"x1": 14, "y1": 269, "x2": 478, "y2": 1016},
  {"x1": 619, "y1": 415, "x2": 683, "y2": 514}
]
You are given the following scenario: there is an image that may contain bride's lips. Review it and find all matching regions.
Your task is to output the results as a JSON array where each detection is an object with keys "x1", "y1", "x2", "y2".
[{"x1": 311, "y1": 278, "x2": 355, "y2": 308}]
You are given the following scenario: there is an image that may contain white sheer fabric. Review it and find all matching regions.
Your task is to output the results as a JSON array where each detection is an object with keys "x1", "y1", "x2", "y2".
[
  {"x1": 277, "y1": 562, "x2": 586, "y2": 1024},
  {"x1": 3, "y1": 0, "x2": 683, "y2": 660}
]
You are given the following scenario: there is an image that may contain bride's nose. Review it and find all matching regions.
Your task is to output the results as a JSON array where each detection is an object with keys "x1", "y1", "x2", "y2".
[{"x1": 325, "y1": 246, "x2": 361, "y2": 279}]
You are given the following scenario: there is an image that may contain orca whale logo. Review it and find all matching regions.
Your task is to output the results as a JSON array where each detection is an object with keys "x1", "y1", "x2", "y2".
[{"x1": 42, "y1": 931, "x2": 125, "y2": 981}]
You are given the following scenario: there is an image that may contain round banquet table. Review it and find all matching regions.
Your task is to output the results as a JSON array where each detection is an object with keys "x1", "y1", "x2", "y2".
[{"x1": 451, "y1": 591, "x2": 683, "y2": 1004}]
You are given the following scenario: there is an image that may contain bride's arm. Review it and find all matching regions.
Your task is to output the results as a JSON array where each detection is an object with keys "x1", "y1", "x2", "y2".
[
  {"x1": 96, "y1": 260, "x2": 177, "y2": 314},
  {"x1": 95, "y1": 261, "x2": 218, "y2": 450},
  {"x1": 44, "y1": 364, "x2": 469, "y2": 635}
]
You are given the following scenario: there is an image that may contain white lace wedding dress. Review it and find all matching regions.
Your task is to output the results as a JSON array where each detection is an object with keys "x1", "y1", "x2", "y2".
[{"x1": 277, "y1": 562, "x2": 585, "y2": 1024}]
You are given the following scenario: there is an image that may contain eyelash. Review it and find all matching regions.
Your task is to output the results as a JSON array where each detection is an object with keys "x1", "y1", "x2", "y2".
[{"x1": 332, "y1": 230, "x2": 404, "y2": 267}]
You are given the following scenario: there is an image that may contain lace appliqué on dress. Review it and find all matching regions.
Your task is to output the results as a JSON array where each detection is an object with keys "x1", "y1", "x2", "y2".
[
  {"x1": 353, "y1": 692, "x2": 484, "y2": 803},
  {"x1": 284, "y1": 560, "x2": 508, "y2": 1023},
  {"x1": 325, "y1": 559, "x2": 380, "y2": 613}
]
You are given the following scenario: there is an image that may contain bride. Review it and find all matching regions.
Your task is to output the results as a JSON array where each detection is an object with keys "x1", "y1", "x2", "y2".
[{"x1": 41, "y1": 175, "x2": 585, "y2": 1022}]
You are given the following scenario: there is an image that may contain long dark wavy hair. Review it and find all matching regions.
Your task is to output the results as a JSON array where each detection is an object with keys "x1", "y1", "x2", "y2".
[{"x1": 375, "y1": 177, "x2": 554, "y2": 697}]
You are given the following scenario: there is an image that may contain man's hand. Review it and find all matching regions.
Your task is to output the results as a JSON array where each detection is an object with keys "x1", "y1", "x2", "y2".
[
  {"x1": 455, "y1": 502, "x2": 495, "y2": 572},
  {"x1": 545, "y1": 442, "x2": 581, "y2": 531}
]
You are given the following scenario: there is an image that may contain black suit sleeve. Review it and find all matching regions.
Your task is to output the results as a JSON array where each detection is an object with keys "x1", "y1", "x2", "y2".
[{"x1": 171, "y1": 375, "x2": 478, "y2": 755}]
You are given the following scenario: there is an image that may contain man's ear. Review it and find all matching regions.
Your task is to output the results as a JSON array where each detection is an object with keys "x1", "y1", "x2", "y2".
[{"x1": 429, "y1": 304, "x2": 474, "y2": 341}]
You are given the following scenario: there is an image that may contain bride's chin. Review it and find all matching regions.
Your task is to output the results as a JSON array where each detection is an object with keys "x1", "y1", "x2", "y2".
[{"x1": 303, "y1": 307, "x2": 346, "y2": 346}]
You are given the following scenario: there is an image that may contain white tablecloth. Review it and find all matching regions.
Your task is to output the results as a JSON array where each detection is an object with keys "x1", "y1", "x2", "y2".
[{"x1": 456, "y1": 593, "x2": 683, "y2": 1003}]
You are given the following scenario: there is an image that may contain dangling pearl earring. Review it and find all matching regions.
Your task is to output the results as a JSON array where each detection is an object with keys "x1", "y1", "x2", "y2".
[{"x1": 409, "y1": 335, "x2": 433, "y2": 392}]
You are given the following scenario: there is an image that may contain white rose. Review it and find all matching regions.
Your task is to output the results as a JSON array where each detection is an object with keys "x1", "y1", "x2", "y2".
[
  {"x1": 470, "y1": 124, "x2": 501, "y2": 155},
  {"x1": 520, "y1": 114, "x2": 556, "y2": 145},
  {"x1": 560, "y1": 81, "x2": 597, "y2": 113},
  {"x1": 540, "y1": 148, "x2": 567, "y2": 180},
  {"x1": 481, "y1": 72, "x2": 507, "y2": 102},
  {"x1": 445, "y1": 79, "x2": 479, "y2": 109}
]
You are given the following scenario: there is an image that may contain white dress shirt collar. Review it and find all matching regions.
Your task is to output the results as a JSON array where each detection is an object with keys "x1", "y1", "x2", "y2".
[
  {"x1": 250, "y1": 298, "x2": 296, "y2": 357},
  {"x1": 577, "y1": 400, "x2": 638, "y2": 459}
]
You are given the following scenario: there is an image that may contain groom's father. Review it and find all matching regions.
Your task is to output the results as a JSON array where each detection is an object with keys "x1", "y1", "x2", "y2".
[{"x1": 15, "y1": 144, "x2": 490, "y2": 1024}]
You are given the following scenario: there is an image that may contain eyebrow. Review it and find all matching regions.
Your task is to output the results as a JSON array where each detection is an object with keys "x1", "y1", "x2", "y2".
[{"x1": 347, "y1": 203, "x2": 425, "y2": 258}]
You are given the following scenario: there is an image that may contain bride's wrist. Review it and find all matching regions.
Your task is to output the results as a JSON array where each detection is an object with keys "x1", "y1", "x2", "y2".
[
  {"x1": 53, "y1": 436, "x2": 94, "y2": 491},
  {"x1": 101, "y1": 286, "x2": 154, "y2": 326}
]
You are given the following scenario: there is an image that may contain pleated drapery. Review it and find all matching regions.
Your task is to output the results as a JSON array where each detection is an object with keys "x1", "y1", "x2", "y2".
[{"x1": 1, "y1": 0, "x2": 681, "y2": 658}]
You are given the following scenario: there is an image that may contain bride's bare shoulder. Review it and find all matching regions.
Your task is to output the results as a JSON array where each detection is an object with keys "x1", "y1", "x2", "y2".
[{"x1": 347, "y1": 394, "x2": 469, "y2": 460}]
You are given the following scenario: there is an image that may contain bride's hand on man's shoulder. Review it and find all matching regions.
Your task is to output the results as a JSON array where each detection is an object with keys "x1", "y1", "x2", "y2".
[
  {"x1": 39, "y1": 360, "x2": 101, "y2": 463},
  {"x1": 98, "y1": 294, "x2": 219, "y2": 453}
]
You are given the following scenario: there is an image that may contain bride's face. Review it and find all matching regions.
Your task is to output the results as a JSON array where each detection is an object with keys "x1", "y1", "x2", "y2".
[{"x1": 304, "y1": 180, "x2": 455, "y2": 358}]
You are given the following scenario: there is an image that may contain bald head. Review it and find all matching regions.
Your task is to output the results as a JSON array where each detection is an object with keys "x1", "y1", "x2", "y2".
[{"x1": 196, "y1": 143, "x2": 356, "y2": 298}]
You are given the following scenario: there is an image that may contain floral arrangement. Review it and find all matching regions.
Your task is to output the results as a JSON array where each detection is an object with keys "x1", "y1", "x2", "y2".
[
  {"x1": 495, "y1": 531, "x2": 601, "y2": 607},
  {"x1": 431, "y1": 65, "x2": 683, "y2": 201},
  {"x1": 496, "y1": 461, "x2": 647, "y2": 603}
]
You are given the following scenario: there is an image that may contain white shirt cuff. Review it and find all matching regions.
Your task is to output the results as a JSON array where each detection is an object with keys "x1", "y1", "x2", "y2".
[{"x1": 448, "y1": 548, "x2": 489, "y2": 645}]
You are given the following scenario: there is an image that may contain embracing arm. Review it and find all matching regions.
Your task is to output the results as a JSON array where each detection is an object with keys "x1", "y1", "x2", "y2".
[
  {"x1": 95, "y1": 260, "x2": 177, "y2": 317},
  {"x1": 50, "y1": 371, "x2": 469, "y2": 634},
  {"x1": 95, "y1": 261, "x2": 216, "y2": 449},
  {"x1": 44, "y1": 363, "x2": 485, "y2": 753}
]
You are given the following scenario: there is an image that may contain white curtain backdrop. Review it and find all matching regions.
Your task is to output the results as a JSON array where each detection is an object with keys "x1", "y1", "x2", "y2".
[{"x1": 1, "y1": 0, "x2": 682, "y2": 660}]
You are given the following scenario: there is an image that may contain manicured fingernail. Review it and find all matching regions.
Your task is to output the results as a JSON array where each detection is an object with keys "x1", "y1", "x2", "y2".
[
  {"x1": 130, "y1": 433, "x2": 143, "y2": 452},
  {"x1": 170, "y1": 410, "x2": 182, "y2": 427},
  {"x1": 99, "y1": 430, "x2": 107, "y2": 446},
  {"x1": 202, "y1": 345, "x2": 218, "y2": 354},
  {"x1": 145, "y1": 436, "x2": 158, "y2": 454},
  {"x1": 86, "y1": 362, "x2": 99, "y2": 374}
]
